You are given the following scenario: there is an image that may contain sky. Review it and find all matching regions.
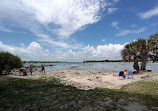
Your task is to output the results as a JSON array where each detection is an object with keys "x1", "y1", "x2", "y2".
[{"x1": 0, "y1": 0, "x2": 158, "y2": 62}]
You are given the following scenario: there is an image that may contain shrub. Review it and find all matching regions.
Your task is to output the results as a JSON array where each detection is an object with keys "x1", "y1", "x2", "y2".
[{"x1": 0, "y1": 52, "x2": 23, "y2": 75}]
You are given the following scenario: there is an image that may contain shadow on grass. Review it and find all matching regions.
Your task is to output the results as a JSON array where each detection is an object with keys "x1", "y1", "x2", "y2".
[{"x1": 0, "y1": 77, "x2": 158, "y2": 111}]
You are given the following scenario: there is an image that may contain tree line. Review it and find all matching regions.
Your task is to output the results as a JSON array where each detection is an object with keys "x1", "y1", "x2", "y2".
[{"x1": 83, "y1": 60, "x2": 124, "y2": 62}]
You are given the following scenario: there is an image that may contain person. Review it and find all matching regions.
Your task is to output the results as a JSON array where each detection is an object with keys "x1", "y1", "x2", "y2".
[
  {"x1": 124, "y1": 70, "x2": 127, "y2": 77},
  {"x1": 41, "y1": 63, "x2": 45, "y2": 74},
  {"x1": 119, "y1": 71, "x2": 126, "y2": 79},
  {"x1": 29, "y1": 62, "x2": 33, "y2": 75},
  {"x1": 19, "y1": 68, "x2": 26, "y2": 74},
  {"x1": 126, "y1": 70, "x2": 133, "y2": 78},
  {"x1": 23, "y1": 68, "x2": 27, "y2": 76}
]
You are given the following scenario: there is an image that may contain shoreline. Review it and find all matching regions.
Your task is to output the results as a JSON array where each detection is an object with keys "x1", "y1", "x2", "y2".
[
  {"x1": 21, "y1": 62, "x2": 158, "y2": 73},
  {"x1": 1, "y1": 69, "x2": 158, "y2": 90}
]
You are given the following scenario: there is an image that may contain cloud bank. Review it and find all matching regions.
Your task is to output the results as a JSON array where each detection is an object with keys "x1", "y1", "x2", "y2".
[{"x1": 0, "y1": 41, "x2": 125, "y2": 62}]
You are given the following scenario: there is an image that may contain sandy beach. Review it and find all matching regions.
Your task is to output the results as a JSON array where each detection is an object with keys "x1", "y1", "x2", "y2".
[{"x1": 1, "y1": 69, "x2": 158, "y2": 90}]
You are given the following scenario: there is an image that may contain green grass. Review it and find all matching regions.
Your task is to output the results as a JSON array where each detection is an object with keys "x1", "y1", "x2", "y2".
[
  {"x1": 0, "y1": 77, "x2": 158, "y2": 111},
  {"x1": 121, "y1": 80, "x2": 158, "y2": 96}
]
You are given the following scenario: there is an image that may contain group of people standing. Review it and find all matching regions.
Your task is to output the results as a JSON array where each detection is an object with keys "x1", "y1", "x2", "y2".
[{"x1": 21, "y1": 63, "x2": 45, "y2": 76}]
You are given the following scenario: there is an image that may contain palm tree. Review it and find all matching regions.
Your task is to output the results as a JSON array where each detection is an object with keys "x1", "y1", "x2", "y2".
[
  {"x1": 121, "y1": 41, "x2": 140, "y2": 72},
  {"x1": 148, "y1": 33, "x2": 158, "y2": 62},
  {"x1": 122, "y1": 33, "x2": 158, "y2": 72},
  {"x1": 137, "y1": 39, "x2": 150, "y2": 70},
  {"x1": 121, "y1": 39, "x2": 150, "y2": 72}
]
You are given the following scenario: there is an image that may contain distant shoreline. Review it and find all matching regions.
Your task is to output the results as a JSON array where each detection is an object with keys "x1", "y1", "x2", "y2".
[
  {"x1": 83, "y1": 60, "x2": 124, "y2": 63},
  {"x1": 23, "y1": 61, "x2": 67, "y2": 63},
  {"x1": 22, "y1": 60, "x2": 158, "y2": 63}
]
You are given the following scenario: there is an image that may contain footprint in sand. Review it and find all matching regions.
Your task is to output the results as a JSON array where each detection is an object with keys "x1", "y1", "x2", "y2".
[
  {"x1": 96, "y1": 76, "x2": 102, "y2": 82},
  {"x1": 87, "y1": 78, "x2": 92, "y2": 81},
  {"x1": 75, "y1": 72, "x2": 80, "y2": 74},
  {"x1": 141, "y1": 75, "x2": 149, "y2": 79},
  {"x1": 102, "y1": 81, "x2": 114, "y2": 86}
]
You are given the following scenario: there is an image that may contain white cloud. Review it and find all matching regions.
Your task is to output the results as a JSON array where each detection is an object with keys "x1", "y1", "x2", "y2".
[
  {"x1": 0, "y1": 26, "x2": 13, "y2": 33},
  {"x1": 111, "y1": 21, "x2": 119, "y2": 29},
  {"x1": 116, "y1": 27, "x2": 147, "y2": 36},
  {"x1": 36, "y1": 34, "x2": 83, "y2": 49},
  {"x1": 131, "y1": 25, "x2": 136, "y2": 28},
  {"x1": 0, "y1": 0, "x2": 120, "y2": 51},
  {"x1": 140, "y1": 6, "x2": 158, "y2": 19},
  {"x1": 37, "y1": 34, "x2": 71, "y2": 49},
  {"x1": 27, "y1": 42, "x2": 41, "y2": 49},
  {"x1": 134, "y1": 28, "x2": 146, "y2": 33},
  {"x1": 107, "y1": 7, "x2": 118, "y2": 14},
  {"x1": 0, "y1": 41, "x2": 50, "y2": 61},
  {"x1": 46, "y1": 43, "x2": 125, "y2": 61},
  {"x1": 111, "y1": 20, "x2": 148, "y2": 36},
  {"x1": 113, "y1": 0, "x2": 119, "y2": 3},
  {"x1": 95, "y1": 44, "x2": 124, "y2": 60},
  {"x1": 0, "y1": 41, "x2": 125, "y2": 62},
  {"x1": 101, "y1": 39, "x2": 106, "y2": 42},
  {"x1": 20, "y1": 43, "x2": 25, "y2": 47},
  {"x1": 116, "y1": 30, "x2": 131, "y2": 36},
  {"x1": 0, "y1": 0, "x2": 106, "y2": 39}
]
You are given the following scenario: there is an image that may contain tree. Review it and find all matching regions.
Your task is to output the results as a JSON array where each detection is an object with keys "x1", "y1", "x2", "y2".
[
  {"x1": 122, "y1": 41, "x2": 139, "y2": 71},
  {"x1": 137, "y1": 39, "x2": 150, "y2": 70},
  {"x1": 0, "y1": 52, "x2": 23, "y2": 75},
  {"x1": 121, "y1": 39, "x2": 150, "y2": 72},
  {"x1": 148, "y1": 33, "x2": 158, "y2": 62},
  {"x1": 121, "y1": 33, "x2": 158, "y2": 72}
]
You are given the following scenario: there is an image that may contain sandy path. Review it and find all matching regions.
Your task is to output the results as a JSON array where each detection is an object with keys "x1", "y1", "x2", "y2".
[{"x1": 1, "y1": 70, "x2": 158, "y2": 90}]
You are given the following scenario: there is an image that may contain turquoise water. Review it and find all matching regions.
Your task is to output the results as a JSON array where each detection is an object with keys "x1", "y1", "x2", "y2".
[{"x1": 24, "y1": 62, "x2": 158, "y2": 73}]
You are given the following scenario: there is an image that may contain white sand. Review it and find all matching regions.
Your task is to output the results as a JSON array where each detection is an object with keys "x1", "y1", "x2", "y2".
[{"x1": 1, "y1": 70, "x2": 158, "y2": 90}]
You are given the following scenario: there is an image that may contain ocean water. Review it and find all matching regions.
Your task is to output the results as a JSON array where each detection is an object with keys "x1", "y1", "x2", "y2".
[{"x1": 24, "y1": 62, "x2": 158, "y2": 73}]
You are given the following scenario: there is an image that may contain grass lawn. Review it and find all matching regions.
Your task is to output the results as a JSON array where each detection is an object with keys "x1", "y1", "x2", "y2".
[{"x1": 0, "y1": 77, "x2": 158, "y2": 111}]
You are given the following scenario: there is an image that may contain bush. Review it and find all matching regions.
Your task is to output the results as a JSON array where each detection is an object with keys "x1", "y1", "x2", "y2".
[{"x1": 0, "y1": 52, "x2": 23, "y2": 75}]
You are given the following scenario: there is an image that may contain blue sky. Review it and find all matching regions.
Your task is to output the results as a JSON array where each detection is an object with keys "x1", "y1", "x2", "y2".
[{"x1": 0, "y1": 0, "x2": 158, "y2": 61}]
